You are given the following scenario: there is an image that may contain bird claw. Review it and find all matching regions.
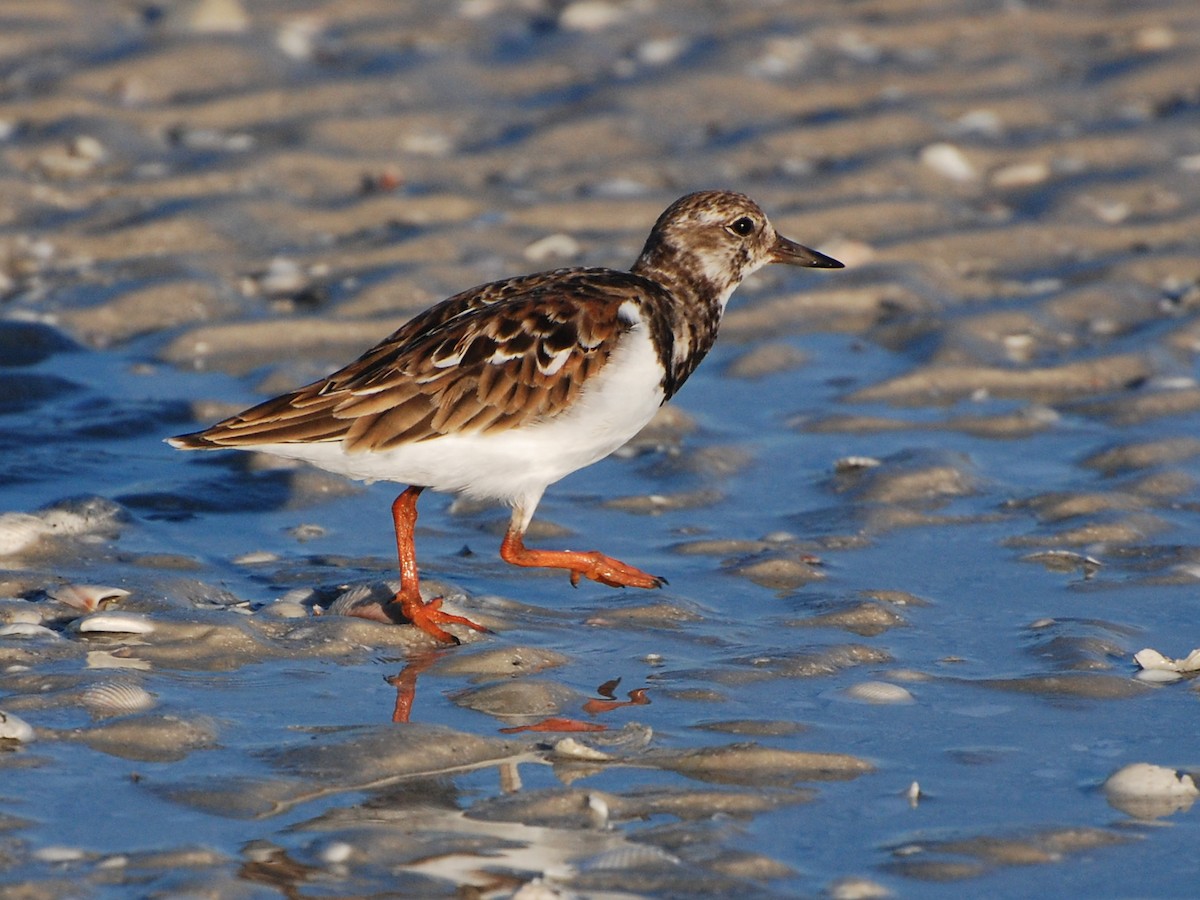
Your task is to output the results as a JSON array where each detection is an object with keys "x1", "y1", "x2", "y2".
[{"x1": 577, "y1": 554, "x2": 665, "y2": 590}]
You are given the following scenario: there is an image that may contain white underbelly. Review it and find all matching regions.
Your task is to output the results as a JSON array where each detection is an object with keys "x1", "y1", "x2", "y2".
[{"x1": 252, "y1": 322, "x2": 666, "y2": 505}]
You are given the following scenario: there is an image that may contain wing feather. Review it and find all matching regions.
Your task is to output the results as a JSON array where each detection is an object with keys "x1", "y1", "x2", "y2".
[{"x1": 171, "y1": 269, "x2": 653, "y2": 454}]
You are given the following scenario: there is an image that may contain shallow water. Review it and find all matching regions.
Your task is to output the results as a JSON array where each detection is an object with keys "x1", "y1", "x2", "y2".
[{"x1": 3, "y1": 1, "x2": 1200, "y2": 897}]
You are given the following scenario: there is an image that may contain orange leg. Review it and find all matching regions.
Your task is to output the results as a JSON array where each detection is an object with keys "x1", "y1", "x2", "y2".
[
  {"x1": 499, "y1": 528, "x2": 666, "y2": 589},
  {"x1": 382, "y1": 486, "x2": 490, "y2": 644},
  {"x1": 385, "y1": 651, "x2": 441, "y2": 723}
]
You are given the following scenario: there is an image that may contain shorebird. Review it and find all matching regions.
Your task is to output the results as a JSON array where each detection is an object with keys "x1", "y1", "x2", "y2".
[{"x1": 169, "y1": 190, "x2": 842, "y2": 642}]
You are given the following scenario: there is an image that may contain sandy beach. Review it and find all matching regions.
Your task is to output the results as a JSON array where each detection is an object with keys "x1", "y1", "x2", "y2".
[{"x1": 2, "y1": 1, "x2": 1200, "y2": 896}]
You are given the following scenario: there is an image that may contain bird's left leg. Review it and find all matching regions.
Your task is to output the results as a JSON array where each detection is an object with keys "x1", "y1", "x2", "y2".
[{"x1": 499, "y1": 526, "x2": 666, "y2": 590}]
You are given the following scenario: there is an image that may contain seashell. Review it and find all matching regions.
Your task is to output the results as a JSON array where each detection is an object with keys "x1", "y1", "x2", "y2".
[
  {"x1": 35, "y1": 496, "x2": 126, "y2": 536},
  {"x1": 0, "y1": 513, "x2": 48, "y2": 556},
  {"x1": 586, "y1": 792, "x2": 610, "y2": 829},
  {"x1": 1134, "y1": 647, "x2": 1200, "y2": 674},
  {"x1": 1133, "y1": 648, "x2": 1174, "y2": 670},
  {"x1": 325, "y1": 582, "x2": 393, "y2": 617},
  {"x1": 0, "y1": 709, "x2": 35, "y2": 742},
  {"x1": 80, "y1": 680, "x2": 156, "y2": 715},
  {"x1": 86, "y1": 650, "x2": 151, "y2": 671},
  {"x1": 232, "y1": 550, "x2": 279, "y2": 565},
  {"x1": 1104, "y1": 763, "x2": 1198, "y2": 799},
  {"x1": 551, "y1": 737, "x2": 612, "y2": 762},
  {"x1": 0, "y1": 622, "x2": 59, "y2": 639},
  {"x1": 580, "y1": 844, "x2": 680, "y2": 871},
  {"x1": 907, "y1": 781, "x2": 922, "y2": 806},
  {"x1": 259, "y1": 600, "x2": 309, "y2": 619},
  {"x1": 33, "y1": 846, "x2": 87, "y2": 863},
  {"x1": 72, "y1": 612, "x2": 155, "y2": 635},
  {"x1": 48, "y1": 584, "x2": 130, "y2": 613},
  {"x1": 0, "y1": 604, "x2": 43, "y2": 626},
  {"x1": 835, "y1": 456, "x2": 882, "y2": 472},
  {"x1": 844, "y1": 681, "x2": 915, "y2": 704},
  {"x1": 1179, "y1": 649, "x2": 1200, "y2": 672}
]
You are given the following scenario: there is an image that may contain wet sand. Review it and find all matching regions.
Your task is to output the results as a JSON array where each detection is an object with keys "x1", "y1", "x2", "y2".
[{"x1": 2, "y1": 0, "x2": 1200, "y2": 896}]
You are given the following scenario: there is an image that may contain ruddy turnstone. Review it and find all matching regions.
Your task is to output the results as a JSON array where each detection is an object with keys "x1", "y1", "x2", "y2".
[{"x1": 169, "y1": 190, "x2": 842, "y2": 643}]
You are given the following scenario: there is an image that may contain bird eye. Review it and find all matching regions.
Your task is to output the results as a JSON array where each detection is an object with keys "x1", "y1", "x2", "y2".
[{"x1": 727, "y1": 216, "x2": 756, "y2": 237}]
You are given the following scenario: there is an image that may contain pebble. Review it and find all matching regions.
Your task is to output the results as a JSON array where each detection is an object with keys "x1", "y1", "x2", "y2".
[
  {"x1": 188, "y1": 0, "x2": 250, "y2": 33},
  {"x1": 830, "y1": 877, "x2": 893, "y2": 899},
  {"x1": 523, "y1": 233, "x2": 581, "y2": 264},
  {"x1": 919, "y1": 142, "x2": 978, "y2": 181},
  {"x1": 559, "y1": 1, "x2": 627, "y2": 32},
  {"x1": 33, "y1": 846, "x2": 87, "y2": 863},
  {"x1": 724, "y1": 341, "x2": 808, "y2": 379},
  {"x1": 954, "y1": 108, "x2": 1004, "y2": 137},
  {"x1": 991, "y1": 160, "x2": 1051, "y2": 188}
]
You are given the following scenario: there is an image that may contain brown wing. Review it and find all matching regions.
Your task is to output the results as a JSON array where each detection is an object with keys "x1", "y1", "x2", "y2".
[{"x1": 170, "y1": 269, "x2": 647, "y2": 453}]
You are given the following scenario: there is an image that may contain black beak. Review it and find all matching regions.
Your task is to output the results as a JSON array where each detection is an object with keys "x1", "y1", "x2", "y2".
[{"x1": 771, "y1": 234, "x2": 844, "y2": 269}]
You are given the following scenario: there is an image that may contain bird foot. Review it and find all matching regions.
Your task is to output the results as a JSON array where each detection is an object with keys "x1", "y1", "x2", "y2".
[
  {"x1": 392, "y1": 593, "x2": 491, "y2": 645},
  {"x1": 565, "y1": 552, "x2": 667, "y2": 590}
]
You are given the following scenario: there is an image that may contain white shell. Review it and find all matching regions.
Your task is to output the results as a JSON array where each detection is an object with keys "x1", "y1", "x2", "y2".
[
  {"x1": 49, "y1": 584, "x2": 130, "y2": 613},
  {"x1": 32, "y1": 846, "x2": 86, "y2": 863},
  {"x1": 1134, "y1": 646, "x2": 1200, "y2": 674},
  {"x1": 552, "y1": 737, "x2": 612, "y2": 761},
  {"x1": 73, "y1": 612, "x2": 155, "y2": 635},
  {"x1": 0, "y1": 710, "x2": 35, "y2": 742},
  {"x1": 0, "y1": 604, "x2": 43, "y2": 626},
  {"x1": 844, "y1": 681, "x2": 915, "y2": 704},
  {"x1": 1133, "y1": 648, "x2": 1174, "y2": 670},
  {"x1": 0, "y1": 513, "x2": 47, "y2": 556},
  {"x1": 1104, "y1": 763, "x2": 1199, "y2": 799},
  {"x1": 80, "y1": 680, "x2": 156, "y2": 715}
]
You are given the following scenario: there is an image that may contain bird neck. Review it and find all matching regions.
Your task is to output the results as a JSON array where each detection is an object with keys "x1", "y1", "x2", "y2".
[{"x1": 631, "y1": 243, "x2": 733, "y2": 399}]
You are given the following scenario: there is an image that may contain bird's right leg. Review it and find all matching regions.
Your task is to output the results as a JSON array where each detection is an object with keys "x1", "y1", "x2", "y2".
[{"x1": 384, "y1": 486, "x2": 489, "y2": 644}]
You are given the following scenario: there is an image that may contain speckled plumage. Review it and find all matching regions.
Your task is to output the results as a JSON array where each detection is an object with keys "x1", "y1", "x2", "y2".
[{"x1": 169, "y1": 190, "x2": 842, "y2": 642}]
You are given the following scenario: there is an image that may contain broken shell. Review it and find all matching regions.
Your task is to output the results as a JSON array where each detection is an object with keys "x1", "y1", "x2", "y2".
[
  {"x1": 1134, "y1": 647, "x2": 1200, "y2": 676},
  {"x1": 0, "y1": 710, "x2": 35, "y2": 742},
  {"x1": 72, "y1": 612, "x2": 155, "y2": 635},
  {"x1": 552, "y1": 737, "x2": 612, "y2": 762},
  {"x1": 48, "y1": 584, "x2": 130, "y2": 613},
  {"x1": 80, "y1": 680, "x2": 156, "y2": 715}
]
